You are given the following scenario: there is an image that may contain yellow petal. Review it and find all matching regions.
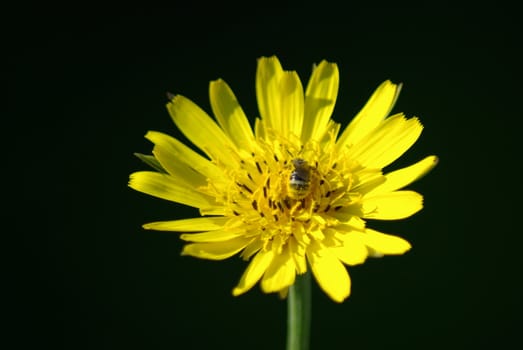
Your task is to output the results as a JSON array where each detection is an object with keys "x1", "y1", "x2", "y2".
[
  {"x1": 280, "y1": 71, "x2": 305, "y2": 138},
  {"x1": 240, "y1": 238, "x2": 263, "y2": 260},
  {"x1": 143, "y1": 217, "x2": 230, "y2": 231},
  {"x1": 362, "y1": 228, "x2": 411, "y2": 255},
  {"x1": 152, "y1": 146, "x2": 207, "y2": 187},
  {"x1": 167, "y1": 95, "x2": 236, "y2": 162},
  {"x1": 180, "y1": 229, "x2": 244, "y2": 242},
  {"x1": 363, "y1": 190, "x2": 423, "y2": 220},
  {"x1": 145, "y1": 131, "x2": 223, "y2": 183},
  {"x1": 332, "y1": 233, "x2": 369, "y2": 266},
  {"x1": 346, "y1": 114, "x2": 423, "y2": 170},
  {"x1": 232, "y1": 249, "x2": 275, "y2": 296},
  {"x1": 256, "y1": 57, "x2": 304, "y2": 138},
  {"x1": 256, "y1": 56, "x2": 284, "y2": 132},
  {"x1": 128, "y1": 171, "x2": 217, "y2": 209},
  {"x1": 307, "y1": 242, "x2": 350, "y2": 303},
  {"x1": 288, "y1": 237, "x2": 307, "y2": 274},
  {"x1": 337, "y1": 80, "x2": 402, "y2": 149},
  {"x1": 261, "y1": 248, "x2": 296, "y2": 293},
  {"x1": 368, "y1": 155, "x2": 439, "y2": 195},
  {"x1": 302, "y1": 60, "x2": 339, "y2": 143},
  {"x1": 254, "y1": 117, "x2": 266, "y2": 140},
  {"x1": 181, "y1": 236, "x2": 252, "y2": 260},
  {"x1": 351, "y1": 169, "x2": 386, "y2": 194},
  {"x1": 209, "y1": 79, "x2": 255, "y2": 151}
]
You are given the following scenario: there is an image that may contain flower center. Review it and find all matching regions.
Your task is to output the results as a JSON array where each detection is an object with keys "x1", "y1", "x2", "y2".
[{"x1": 213, "y1": 130, "x2": 360, "y2": 251}]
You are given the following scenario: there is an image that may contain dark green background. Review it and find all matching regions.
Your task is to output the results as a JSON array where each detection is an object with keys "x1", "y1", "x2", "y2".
[{"x1": 9, "y1": 2, "x2": 521, "y2": 349}]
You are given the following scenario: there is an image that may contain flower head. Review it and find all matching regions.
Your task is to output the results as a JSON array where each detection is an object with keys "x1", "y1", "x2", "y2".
[{"x1": 129, "y1": 56, "x2": 437, "y2": 302}]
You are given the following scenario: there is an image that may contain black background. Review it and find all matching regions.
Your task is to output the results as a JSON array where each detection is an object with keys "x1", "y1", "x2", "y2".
[{"x1": 8, "y1": 2, "x2": 521, "y2": 349}]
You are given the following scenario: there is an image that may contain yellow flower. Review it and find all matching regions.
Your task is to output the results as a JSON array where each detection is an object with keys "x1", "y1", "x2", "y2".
[{"x1": 129, "y1": 56, "x2": 437, "y2": 302}]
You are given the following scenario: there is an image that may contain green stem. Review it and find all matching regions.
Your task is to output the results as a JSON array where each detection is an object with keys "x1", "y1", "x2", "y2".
[{"x1": 286, "y1": 271, "x2": 311, "y2": 350}]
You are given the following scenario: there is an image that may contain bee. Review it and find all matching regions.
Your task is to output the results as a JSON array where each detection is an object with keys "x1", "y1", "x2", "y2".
[{"x1": 288, "y1": 158, "x2": 312, "y2": 199}]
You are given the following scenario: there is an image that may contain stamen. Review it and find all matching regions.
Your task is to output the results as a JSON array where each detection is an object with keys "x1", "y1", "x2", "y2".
[
  {"x1": 241, "y1": 183, "x2": 253, "y2": 194},
  {"x1": 252, "y1": 200, "x2": 258, "y2": 211}
]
